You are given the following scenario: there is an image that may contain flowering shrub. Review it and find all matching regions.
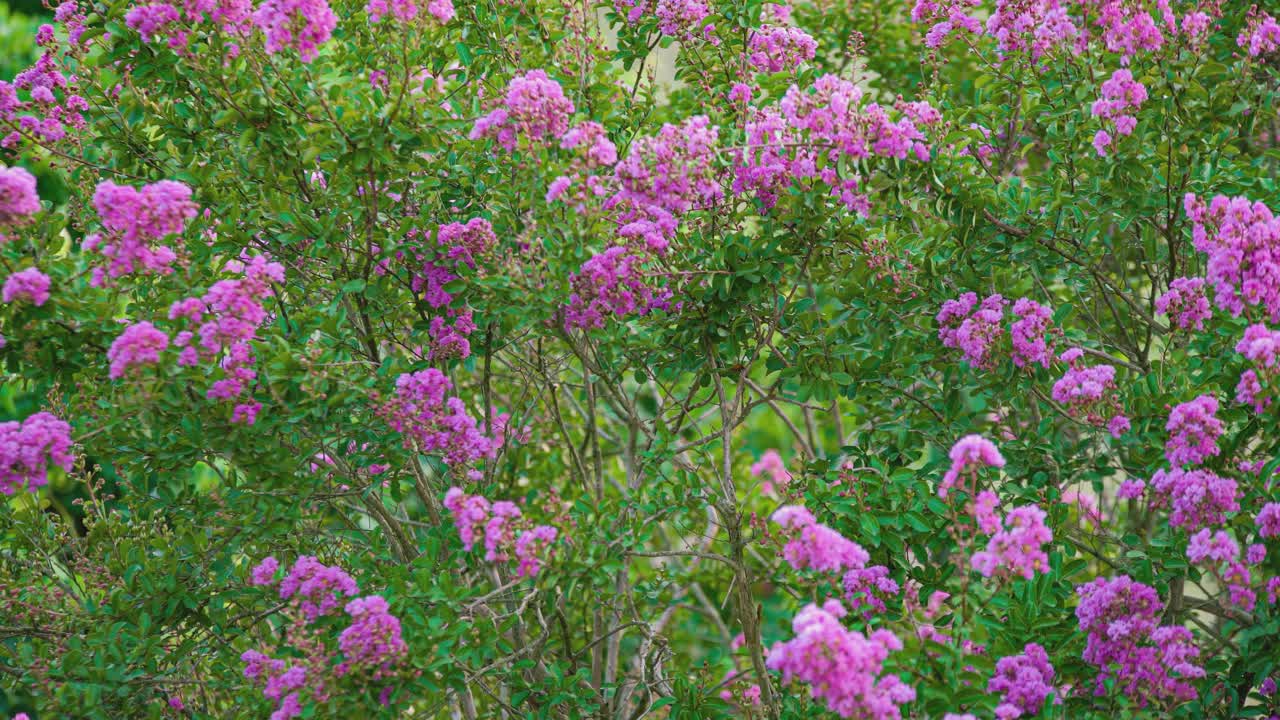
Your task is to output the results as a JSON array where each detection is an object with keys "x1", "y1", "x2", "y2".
[{"x1": 1, "y1": 0, "x2": 1280, "y2": 718}]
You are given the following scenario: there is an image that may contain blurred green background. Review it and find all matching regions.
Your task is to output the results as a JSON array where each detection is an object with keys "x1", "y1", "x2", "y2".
[{"x1": 0, "y1": 0, "x2": 43, "y2": 75}]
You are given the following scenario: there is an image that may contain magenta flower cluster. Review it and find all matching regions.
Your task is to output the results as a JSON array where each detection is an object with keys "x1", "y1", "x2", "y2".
[
  {"x1": 165, "y1": 254, "x2": 285, "y2": 424},
  {"x1": 403, "y1": 218, "x2": 494, "y2": 359},
  {"x1": 1238, "y1": 9, "x2": 1280, "y2": 57},
  {"x1": 336, "y1": 595, "x2": 408, "y2": 681},
  {"x1": 1010, "y1": 298, "x2": 1057, "y2": 368},
  {"x1": 1258, "y1": 503, "x2": 1280, "y2": 539},
  {"x1": 253, "y1": 0, "x2": 337, "y2": 62},
  {"x1": 1234, "y1": 323, "x2": 1280, "y2": 412},
  {"x1": 749, "y1": 448, "x2": 792, "y2": 495},
  {"x1": 918, "y1": 0, "x2": 1216, "y2": 62},
  {"x1": 765, "y1": 599, "x2": 915, "y2": 720},
  {"x1": 124, "y1": 0, "x2": 252, "y2": 52},
  {"x1": 83, "y1": 180, "x2": 197, "y2": 287},
  {"x1": 107, "y1": 321, "x2": 170, "y2": 379},
  {"x1": 746, "y1": 25, "x2": 817, "y2": 73},
  {"x1": 364, "y1": 0, "x2": 452, "y2": 24},
  {"x1": 0, "y1": 28, "x2": 93, "y2": 153},
  {"x1": 740, "y1": 74, "x2": 935, "y2": 214},
  {"x1": 970, "y1": 504, "x2": 1053, "y2": 581},
  {"x1": 379, "y1": 370, "x2": 495, "y2": 468},
  {"x1": 937, "y1": 292, "x2": 1007, "y2": 369},
  {"x1": 1091, "y1": 69, "x2": 1147, "y2": 156},
  {"x1": 1148, "y1": 467, "x2": 1238, "y2": 531},
  {"x1": 546, "y1": 121, "x2": 617, "y2": 206},
  {"x1": 1186, "y1": 528, "x2": 1257, "y2": 611},
  {"x1": 2, "y1": 267, "x2": 50, "y2": 306},
  {"x1": 470, "y1": 70, "x2": 575, "y2": 151},
  {"x1": 563, "y1": 246, "x2": 675, "y2": 331},
  {"x1": 912, "y1": 0, "x2": 983, "y2": 49},
  {"x1": 612, "y1": 0, "x2": 713, "y2": 42},
  {"x1": 938, "y1": 293, "x2": 1061, "y2": 371},
  {"x1": 1051, "y1": 348, "x2": 1128, "y2": 437},
  {"x1": 1155, "y1": 276, "x2": 1211, "y2": 331},
  {"x1": 1186, "y1": 527, "x2": 1238, "y2": 565},
  {"x1": 938, "y1": 434, "x2": 1004, "y2": 499},
  {"x1": 0, "y1": 166, "x2": 40, "y2": 226},
  {"x1": 611, "y1": 115, "x2": 723, "y2": 253},
  {"x1": 1185, "y1": 193, "x2": 1280, "y2": 323},
  {"x1": 0, "y1": 411, "x2": 74, "y2": 495},
  {"x1": 772, "y1": 504, "x2": 899, "y2": 618},
  {"x1": 987, "y1": 643, "x2": 1056, "y2": 719},
  {"x1": 443, "y1": 487, "x2": 559, "y2": 577},
  {"x1": 842, "y1": 565, "x2": 901, "y2": 620},
  {"x1": 772, "y1": 505, "x2": 869, "y2": 574},
  {"x1": 245, "y1": 556, "x2": 408, "y2": 719},
  {"x1": 1075, "y1": 576, "x2": 1205, "y2": 706},
  {"x1": 1164, "y1": 394, "x2": 1223, "y2": 467}
]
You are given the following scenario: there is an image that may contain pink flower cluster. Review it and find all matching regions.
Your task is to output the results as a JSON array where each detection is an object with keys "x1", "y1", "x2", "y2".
[
  {"x1": 1164, "y1": 394, "x2": 1222, "y2": 467},
  {"x1": 938, "y1": 293, "x2": 1061, "y2": 370},
  {"x1": 922, "y1": 0, "x2": 1201, "y2": 61},
  {"x1": 1258, "y1": 503, "x2": 1280, "y2": 538},
  {"x1": 912, "y1": 0, "x2": 983, "y2": 49},
  {"x1": 336, "y1": 596, "x2": 408, "y2": 680},
  {"x1": 611, "y1": 116, "x2": 723, "y2": 253},
  {"x1": 563, "y1": 246, "x2": 675, "y2": 331},
  {"x1": 1051, "y1": 348, "x2": 1129, "y2": 437},
  {"x1": 985, "y1": 0, "x2": 1082, "y2": 60},
  {"x1": 772, "y1": 504, "x2": 899, "y2": 618},
  {"x1": 971, "y1": 504, "x2": 1053, "y2": 580},
  {"x1": 612, "y1": 0, "x2": 713, "y2": 41},
  {"x1": 1075, "y1": 576, "x2": 1205, "y2": 706},
  {"x1": 436, "y1": 217, "x2": 496, "y2": 270},
  {"x1": 0, "y1": 166, "x2": 40, "y2": 226},
  {"x1": 167, "y1": 254, "x2": 285, "y2": 424},
  {"x1": 1092, "y1": 69, "x2": 1147, "y2": 156},
  {"x1": 987, "y1": 643, "x2": 1056, "y2": 719},
  {"x1": 245, "y1": 556, "x2": 408, "y2": 719},
  {"x1": 83, "y1": 180, "x2": 197, "y2": 287},
  {"x1": 1148, "y1": 467, "x2": 1238, "y2": 531},
  {"x1": 842, "y1": 565, "x2": 901, "y2": 619},
  {"x1": 253, "y1": 0, "x2": 337, "y2": 62},
  {"x1": 379, "y1": 370, "x2": 495, "y2": 468},
  {"x1": 0, "y1": 37, "x2": 92, "y2": 152},
  {"x1": 443, "y1": 487, "x2": 559, "y2": 577},
  {"x1": 546, "y1": 121, "x2": 617, "y2": 207},
  {"x1": 364, "y1": 0, "x2": 453, "y2": 24},
  {"x1": 1184, "y1": 193, "x2": 1280, "y2": 323},
  {"x1": 265, "y1": 555, "x2": 360, "y2": 620},
  {"x1": 1186, "y1": 527, "x2": 1237, "y2": 565},
  {"x1": 123, "y1": 0, "x2": 252, "y2": 52},
  {"x1": 470, "y1": 70, "x2": 575, "y2": 151},
  {"x1": 2, "y1": 267, "x2": 50, "y2": 306},
  {"x1": 765, "y1": 600, "x2": 915, "y2": 719},
  {"x1": 938, "y1": 434, "x2": 1005, "y2": 499},
  {"x1": 750, "y1": 448, "x2": 793, "y2": 494},
  {"x1": 107, "y1": 321, "x2": 170, "y2": 379},
  {"x1": 1238, "y1": 9, "x2": 1280, "y2": 56},
  {"x1": 1234, "y1": 323, "x2": 1280, "y2": 412},
  {"x1": 937, "y1": 293, "x2": 1007, "y2": 368},
  {"x1": 776, "y1": 74, "x2": 934, "y2": 211},
  {"x1": 1010, "y1": 298, "x2": 1057, "y2": 368},
  {"x1": 746, "y1": 25, "x2": 817, "y2": 73},
  {"x1": 0, "y1": 411, "x2": 74, "y2": 495},
  {"x1": 1155, "y1": 276, "x2": 1211, "y2": 331},
  {"x1": 772, "y1": 505, "x2": 869, "y2": 574},
  {"x1": 402, "y1": 218, "x2": 494, "y2": 360}
]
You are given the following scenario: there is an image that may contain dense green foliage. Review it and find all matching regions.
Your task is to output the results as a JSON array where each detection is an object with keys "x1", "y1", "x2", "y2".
[{"x1": 2, "y1": 0, "x2": 1280, "y2": 718}]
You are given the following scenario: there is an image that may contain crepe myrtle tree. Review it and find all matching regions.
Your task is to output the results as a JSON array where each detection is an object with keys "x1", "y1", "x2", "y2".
[{"x1": 0, "y1": 0, "x2": 1279, "y2": 718}]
